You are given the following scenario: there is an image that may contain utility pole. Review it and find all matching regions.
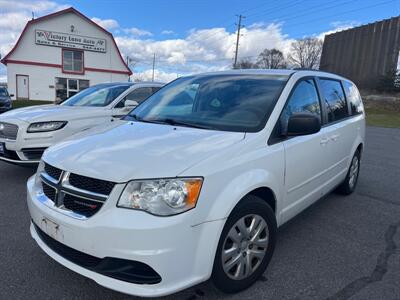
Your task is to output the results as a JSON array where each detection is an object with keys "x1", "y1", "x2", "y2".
[
  {"x1": 151, "y1": 53, "x2": 156, "y2": 82},
  {"x1": 234, "y1": 14, "x2": 245, "y2": 69}
]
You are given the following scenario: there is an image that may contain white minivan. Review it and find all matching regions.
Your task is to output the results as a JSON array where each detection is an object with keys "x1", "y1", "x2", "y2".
[
  {"x1": 27, "y1": 70, "x2": 365, "y2": 297},
  {"x1": 0, "y1": 82, "x2": 163, "y2": 165}
]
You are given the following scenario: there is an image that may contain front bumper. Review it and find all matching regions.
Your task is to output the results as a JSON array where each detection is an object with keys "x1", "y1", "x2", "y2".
[
  {"x1": 0, "y1": 119, "x2": 59, "y2": 165},
  {"x1": 27, "y1": 176, "x2": 224, "y2": 297}
]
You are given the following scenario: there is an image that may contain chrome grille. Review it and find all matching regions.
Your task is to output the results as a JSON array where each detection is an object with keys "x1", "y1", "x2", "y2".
[
  {"x1": 40, "y1": 163, "x2": 115, "y2": 218},
  {"x1": 0, "y1": 122, "x2": 18, "y2": 140}
]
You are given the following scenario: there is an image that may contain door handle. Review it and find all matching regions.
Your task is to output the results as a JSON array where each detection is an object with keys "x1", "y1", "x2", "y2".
[
  {"x1": 330, "y1": 134, "x2": 340, "y2": 141},
  {"x1": 320, "y1": 138, "x2": 329, "y2": 146}
]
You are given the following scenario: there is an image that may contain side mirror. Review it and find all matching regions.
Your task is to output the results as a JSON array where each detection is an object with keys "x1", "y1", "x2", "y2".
[
  {"x1": 9, "y1": 94, "x2": 14, "y2": 98},
  {"x1": 287, "y1": 113, "x2": 321, "y2": 136},
  {"x1": 124, "y1": 99, "x2": 139, "y2": 108}
]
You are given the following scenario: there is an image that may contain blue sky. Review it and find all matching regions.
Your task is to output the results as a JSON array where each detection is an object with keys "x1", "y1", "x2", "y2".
[
  {"x1": 65, "y1": 0, "x2": 398, "y2": 40},
  {"x1": 1, "y1": 0, "x2": 399, "y2": 82}
]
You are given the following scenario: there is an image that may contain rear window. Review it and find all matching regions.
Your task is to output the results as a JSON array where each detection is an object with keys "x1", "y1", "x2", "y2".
[
  {"x1": 319, "y1": 79, "x2": 349, "y2": 123},
  {"x1": 343, "y1": 81, "x2": 364, "y2": 115}
]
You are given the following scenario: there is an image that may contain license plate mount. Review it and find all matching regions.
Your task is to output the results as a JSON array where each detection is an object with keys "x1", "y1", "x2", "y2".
[{"x1": 41, "y1": 218, "x2": 63, "y2": 241}]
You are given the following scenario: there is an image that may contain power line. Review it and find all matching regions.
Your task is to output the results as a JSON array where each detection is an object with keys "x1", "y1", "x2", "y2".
[
  {"x1": 246, "y1": 0, "x2": 302, "y2": 20},
  {"x1": 246, "y1": 0, "x2": 354, "y2": 23},
  {"x1": 281, "y1": 0, "x2": 396, "y2": 31},
  {"x1": 130, "y1": 0, "x2": 397, "y2": 73}
]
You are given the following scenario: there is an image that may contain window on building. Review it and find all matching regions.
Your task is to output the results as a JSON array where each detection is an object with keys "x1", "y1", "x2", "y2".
[
  {"x1": 279, "y1": 79, "x2": 321, "y2": 135},
  {"x1": 319, "y1": 79, "x2": 349, "y2": 123},
  {"x1": 343, "y1": 81, "x2": 364, "y2": 115},
  {"x1": 62, "y1": 49, "x2": 83, "y2": 73},
  {"x1": 56, "y1": 78, "x2": 90, "y2": 102}
]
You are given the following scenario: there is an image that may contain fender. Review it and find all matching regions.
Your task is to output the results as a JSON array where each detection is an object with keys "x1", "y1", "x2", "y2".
[{"x1": 203, "y1": 168, "x2": 283, "y2": 225}]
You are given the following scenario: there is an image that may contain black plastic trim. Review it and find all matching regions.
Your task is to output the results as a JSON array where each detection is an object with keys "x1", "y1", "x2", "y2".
[{"x1": 33, "y1": 222, "x2": 162, "y2": 284}]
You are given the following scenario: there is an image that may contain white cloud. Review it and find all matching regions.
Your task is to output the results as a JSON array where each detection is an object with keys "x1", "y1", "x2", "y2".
[
  {"x1": 116, "y1": 22, "x2": 294, "y2": 82},
  {"x1": 318, "y1": 21, "x2": 360, "y2": 40},
  {"x1": 161, "y1": 30, "x2": 174, "y2": 35},
  {"x1": 123, "y1": 27, "x2": 153, "y2": 37},
  {"x1": 0, "y1": 0, "x2": 67, "y2": 13},
  {"x1": 91, "y1": 17, "x2": 119, "y2": 30},
  {"x1": 0, "y1": 0, "x2": 70, "y2": 80},
  {"x1": 1, "y1": 0, "x2": 351, "y2": 84}
]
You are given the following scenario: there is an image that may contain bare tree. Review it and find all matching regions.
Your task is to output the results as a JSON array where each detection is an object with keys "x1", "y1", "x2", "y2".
[
  {"x1": 233, "y1": 58, "x2": 258, "y2": 69},
  {"x1": 287, "y1": 38, "x2": 323, "y2": 69},
  {"x1": 257, "y1": 48, "x2": 287, "y2": 69}
]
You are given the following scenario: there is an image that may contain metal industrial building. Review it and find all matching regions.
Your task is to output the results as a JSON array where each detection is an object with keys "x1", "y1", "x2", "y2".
[{"x1": 320, "y1": 16, "x2": 400, "y2": 88}]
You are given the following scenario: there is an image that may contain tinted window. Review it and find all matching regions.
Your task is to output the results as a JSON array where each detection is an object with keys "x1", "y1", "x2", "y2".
[
  {"x1": 116, "y1": 87, "x2": 156, "y2": 108},
  {"x1": 319, "y1": 79, "x2": 348, "y2": 123},
  {"x1": 343, "y1": 81, "x2": 364, "y2": 115},
  {"x1": 126, "y1": 87, "x2": 154, "y2": 103},
  {"x1": 128, "y1": 74, "x2": 288, "y2": 132},
  {"x1": 280, "y1": 79, "x2": 321, "y2": 134},
  {"x1": 152, "y1": 87, "x2": 161, "y2": 93}
]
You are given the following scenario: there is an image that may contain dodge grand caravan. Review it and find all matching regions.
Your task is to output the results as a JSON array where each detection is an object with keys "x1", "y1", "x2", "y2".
[
  {"x1": 0, "y1": 82, "x2": 163, "y2": 165},
  {"x1": 27, "y1": 70, "x2": 365, "y2": 297}
]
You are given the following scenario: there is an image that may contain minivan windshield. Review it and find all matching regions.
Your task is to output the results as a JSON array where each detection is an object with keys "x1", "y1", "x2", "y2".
[
  {"x1": 127, "y1": 74, "x2": 288, "y2": 132},
  {"x1": 62, "y1": 84, "x2": 131, "y2": 107}
]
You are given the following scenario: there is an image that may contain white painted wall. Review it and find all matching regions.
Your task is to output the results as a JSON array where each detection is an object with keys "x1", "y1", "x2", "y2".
[
  {"x1": 7, "y1": 64, "x2": 127, "y2": 101},
  {"x1": 5, "y1": 10, "x2": 130, "y2": 101}
]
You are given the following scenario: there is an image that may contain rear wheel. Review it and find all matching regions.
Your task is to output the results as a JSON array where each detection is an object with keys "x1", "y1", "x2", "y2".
[
  {"x1": 336, "y1": 149, "x2": 361, "y2": 195},
  {"x1": 212, "y1": 195, "x2": 277, "y2": 293}
]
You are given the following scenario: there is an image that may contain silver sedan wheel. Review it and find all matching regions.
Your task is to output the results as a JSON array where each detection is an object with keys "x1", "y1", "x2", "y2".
[
  {"x1": 348, "y1": 156, "x2": 359, "y2": 189},
  {"x1": 221, "y1": 214, "x2": 269, "y2": 280}
]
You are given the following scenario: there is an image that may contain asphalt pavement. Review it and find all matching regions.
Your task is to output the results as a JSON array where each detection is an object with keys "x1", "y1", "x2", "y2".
[{"x1": 0, "y1": 126, "x2": 399, "y2": 300}]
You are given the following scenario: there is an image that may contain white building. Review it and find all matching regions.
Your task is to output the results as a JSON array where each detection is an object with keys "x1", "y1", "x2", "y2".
[{"x1": 1, "y1": 7, "x2": 132, "y2": 101}]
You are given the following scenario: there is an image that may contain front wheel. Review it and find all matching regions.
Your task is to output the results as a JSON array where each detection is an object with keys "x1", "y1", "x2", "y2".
[
  {"x1": 212, "y1": 195, "x2": 277, "y2": 293},
  {"x1": 336, "y1": 149, "x2": 361, "y2": 195}
]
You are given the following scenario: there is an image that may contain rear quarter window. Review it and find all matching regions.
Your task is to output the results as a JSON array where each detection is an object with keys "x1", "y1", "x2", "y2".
[
  {"x1": 319, "y1": 78, "x2": 349, "y2": 123},
  {"x1": 343, "y1": 81, "x2": 364, "y2": 115}
]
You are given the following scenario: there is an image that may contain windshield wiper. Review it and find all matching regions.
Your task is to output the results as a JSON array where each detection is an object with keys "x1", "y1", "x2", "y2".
[
  {"x1": 126, "y1": 115, "x2": 216, "y2": 130},
  {"x1": 151, "y1": 118, "x2": 216, "y2": 130},
  {"x1": 125, "y1": 114, "x2": 160, "y2": 124}
]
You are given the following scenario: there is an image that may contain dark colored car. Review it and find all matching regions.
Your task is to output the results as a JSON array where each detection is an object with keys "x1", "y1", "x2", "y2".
[{"x1": 0, "y1": 87, "x2": 12, "y2": 113}]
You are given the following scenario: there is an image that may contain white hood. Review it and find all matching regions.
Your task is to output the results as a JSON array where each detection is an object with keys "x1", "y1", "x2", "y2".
[
  {"x1": 43, "y1": 122, "x2": 245, "y2": 182},
  {"x1": 0, "y1": 105, "x2": 107, "y2": 123}
]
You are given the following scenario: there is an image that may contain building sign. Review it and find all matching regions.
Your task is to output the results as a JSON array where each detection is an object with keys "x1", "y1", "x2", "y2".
[{"x1": 35, "y1": 29, "x2": 106, "y2": 53}]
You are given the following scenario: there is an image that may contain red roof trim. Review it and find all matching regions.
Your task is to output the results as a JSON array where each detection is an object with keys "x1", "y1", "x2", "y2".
[
  {"x1": 6, "y1": 59, "x2": 131, "y2": 75},
  {"x1": 1, "y1": 7, "x2": 132, "y2": 75}
]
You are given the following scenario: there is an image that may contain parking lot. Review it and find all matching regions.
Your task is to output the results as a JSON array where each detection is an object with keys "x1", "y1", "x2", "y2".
[{"x1": 0, "y1": 126, "x2": 399, "y2": 300}]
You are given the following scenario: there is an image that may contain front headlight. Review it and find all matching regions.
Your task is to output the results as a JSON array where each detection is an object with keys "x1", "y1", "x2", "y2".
[
  {"x1": 118, "y1": 178, "x2": 203, "y2": 216},
  {"x1": 27, "y1": 121, "x2": 67, "y2": 133}
]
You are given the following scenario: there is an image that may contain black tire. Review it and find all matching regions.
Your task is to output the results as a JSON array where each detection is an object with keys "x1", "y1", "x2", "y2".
[
  {"x1": 212, "y1": 195, "x2": 277, "y2": 293},
  {"x1": 336, "y1": 149, "x2": 361, "y2": 195}
]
